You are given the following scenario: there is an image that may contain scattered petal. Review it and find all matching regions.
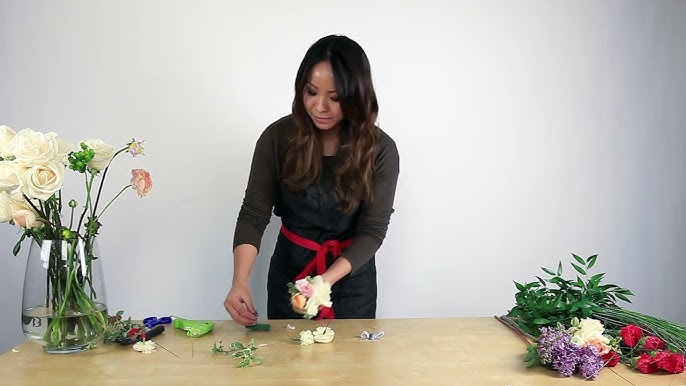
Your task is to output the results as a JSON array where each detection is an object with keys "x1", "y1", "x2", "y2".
[
  {"x1": 286, "y1": 324, "x2": 295, "y2": 330},
  {"x1": 12, "y1": 349, "x2": 19, "y2": 353}
]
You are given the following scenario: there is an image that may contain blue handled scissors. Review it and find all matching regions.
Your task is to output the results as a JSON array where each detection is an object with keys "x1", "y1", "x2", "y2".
[{"x1": 143, "y1": 316, "x2": 172, "y2": 328}]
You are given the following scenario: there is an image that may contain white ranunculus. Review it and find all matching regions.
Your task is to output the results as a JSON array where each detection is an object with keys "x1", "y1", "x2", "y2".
[
  {"x1": 82, "y1": 139, "x2": 115, "y2": 171},
  {"x1": 0, "y1": 125, "x2": 16, "y2": 158},
  {"x1": 19, "y1": 161, "x2": 65, "y2": 200},
  {"x1": 0, "y1": 161, "x2": 19, "y2": 192},
  {"x1": 8, "y1": 128, "x2": 66, "y2": 166},
  {"x1": 0, "y1": 191, "x2": 15, "y2": 222},
  {"x1": 313, "y1": 326, "x2": 335, "y2": 343}
]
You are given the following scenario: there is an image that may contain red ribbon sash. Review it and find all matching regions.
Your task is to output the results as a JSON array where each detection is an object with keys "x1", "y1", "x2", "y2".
[{"x1": 280, "y1": 225, "x2": 353, "y2": 320}]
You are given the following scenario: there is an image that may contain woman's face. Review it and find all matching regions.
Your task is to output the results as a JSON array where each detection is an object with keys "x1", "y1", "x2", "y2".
[{"x1": 303, "y1": 61, "x2": 343, "y2": 131}]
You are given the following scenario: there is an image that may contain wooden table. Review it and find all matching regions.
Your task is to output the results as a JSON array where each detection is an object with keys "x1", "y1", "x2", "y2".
[{"x1": 1, "y1": 317, "x2": 684, "y2": 385}]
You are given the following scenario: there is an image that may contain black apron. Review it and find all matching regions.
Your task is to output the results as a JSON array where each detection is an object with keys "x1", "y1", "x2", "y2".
[{"x1": 267, "y1": 156, "x2": 377, "y2": 319}]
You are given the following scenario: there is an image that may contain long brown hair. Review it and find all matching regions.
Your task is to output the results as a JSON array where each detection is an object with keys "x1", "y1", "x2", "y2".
[{"x1": 283, "y1": 35, "x2": 379, "y2": 213}]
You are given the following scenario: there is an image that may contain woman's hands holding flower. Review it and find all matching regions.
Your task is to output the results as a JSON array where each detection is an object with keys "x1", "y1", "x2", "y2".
[{"x1": 288, "y1": 275, "x2": 332, "y2": 319}]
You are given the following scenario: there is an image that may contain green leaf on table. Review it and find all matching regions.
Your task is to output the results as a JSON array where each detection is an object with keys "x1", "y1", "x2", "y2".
[{"x1": 229, "y1": 341, "x2": 245, "y2": 350}]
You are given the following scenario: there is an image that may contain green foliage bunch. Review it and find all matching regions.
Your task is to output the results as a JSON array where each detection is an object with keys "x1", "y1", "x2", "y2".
[
  {"x1": 212, "y1": 339, "x2": 261, "y2": 368},
  {"x1": 506, "y1": 254, "x2": 634, "y2": 337}
]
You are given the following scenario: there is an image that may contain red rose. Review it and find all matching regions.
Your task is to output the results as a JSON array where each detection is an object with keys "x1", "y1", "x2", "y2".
[
  {"x1": 657, "y1": 352, "x2": 685, "y2": 374},
  {"x1": 635, "y1": 353, "x2": 659, "y2": 374},
  {"x1": 643, "y1": 336, "x2": 665, "y2": 351},
  {"x1": 602, "y1": 351, "x2": 620, "y2": 367},
  {"x1": 620, "y1": 324, "x2": 643, "y2": 347}
]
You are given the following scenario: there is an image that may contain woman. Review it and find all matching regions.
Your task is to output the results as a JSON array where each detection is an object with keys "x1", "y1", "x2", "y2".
[{"x1": 224, "y1": 35, "x2": 399, "y2": 325}]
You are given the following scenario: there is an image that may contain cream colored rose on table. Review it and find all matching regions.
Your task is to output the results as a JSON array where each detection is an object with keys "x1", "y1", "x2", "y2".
[
  {"x1": 299, "y1": 330, "x2": 315, "y2": 346},
  {"x1": 570, "y1": 317, "x2": 612, "y2": 355},
  {"x1": 81, "y1": 139, "x2": 115, "y2": 171},
  {"x1": 133, "y1": 340, "x2": 156, "y2": 354},
  {"x1": 313, "y1": 326, "x2": 335, "y2": 343}
]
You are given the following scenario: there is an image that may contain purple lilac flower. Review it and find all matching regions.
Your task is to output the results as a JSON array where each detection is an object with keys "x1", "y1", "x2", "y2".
[
  {"x1": 536, "y1": 327, "x2": 573, "y2": 366},
  {"x1": 553, "y1": 344, "x2": 582, "y2": 377},
  {"x1": 577, "y1": 345, "x2": 604, "y2": 380}
]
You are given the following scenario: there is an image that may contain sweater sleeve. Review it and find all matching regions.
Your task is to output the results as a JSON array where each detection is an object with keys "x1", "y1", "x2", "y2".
[
  {"x1": 232, "y1": 122, "x2": 281, "y2": 252},
  {"x1": 342, "y1": 130, "x2": 400, "y2": 273}
]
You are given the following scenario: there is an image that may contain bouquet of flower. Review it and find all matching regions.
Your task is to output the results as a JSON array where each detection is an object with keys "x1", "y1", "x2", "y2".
[
  {"x1": 507, "y1": 253, "x2": 686, "y2": 379},
  {"x1": 287, "y1": 275, "x2": 332, "y2": 319},
  {"x1": 0, "y1": 124, "x2": 152, "y2": 350},
  {"x1": 525, "y1": 317, "x2": 620, "y2": 380}
]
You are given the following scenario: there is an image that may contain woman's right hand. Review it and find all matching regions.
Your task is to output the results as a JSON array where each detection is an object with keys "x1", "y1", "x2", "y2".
[{"x1": 224, "y1": 281, "x2": 258, "y2": 326}]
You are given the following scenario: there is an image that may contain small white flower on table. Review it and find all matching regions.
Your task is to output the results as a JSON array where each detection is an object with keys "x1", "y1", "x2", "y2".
[{"x1": 133, "y1": 340, "x2": 156, "y2": 354}]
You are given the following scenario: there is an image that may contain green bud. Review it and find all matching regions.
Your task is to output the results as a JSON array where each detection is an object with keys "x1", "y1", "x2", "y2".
[
  {"x1": 68, "y1": 199, "x2": 78, "y2": 208},
  {"x1": 81, "y1": 142, "x2": 89, "y2": 150},
  {"x1": 62, "y1": 229, "x2": 72, "y2": 239}
]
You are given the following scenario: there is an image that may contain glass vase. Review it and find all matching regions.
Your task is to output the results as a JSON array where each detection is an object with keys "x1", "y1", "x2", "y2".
[{"x1": 21, "y1": 238, "x2": 109, "y2": 353}]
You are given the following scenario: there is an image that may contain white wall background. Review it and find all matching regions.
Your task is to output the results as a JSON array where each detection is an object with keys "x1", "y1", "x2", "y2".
[{"x1": 1, "y1": 0, "x2": 685, "y2": 354}]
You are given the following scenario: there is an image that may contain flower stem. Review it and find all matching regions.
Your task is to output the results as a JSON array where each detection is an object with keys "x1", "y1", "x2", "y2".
[{"x1": 97, "y1": 185, "x2": 131, "y2": 218}]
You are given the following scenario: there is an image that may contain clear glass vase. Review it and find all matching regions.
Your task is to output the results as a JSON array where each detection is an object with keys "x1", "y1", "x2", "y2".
[{"x1": 21, "y1": 238, "x2": 108, "y2": 353}]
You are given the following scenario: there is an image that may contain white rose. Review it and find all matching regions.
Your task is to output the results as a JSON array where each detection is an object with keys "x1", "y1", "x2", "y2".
[
  {"x1": 81, "y1": 139, "x2": 115, "y2": 171},
  {"x1": 9, "y1": 199, "x2": 42, "y2": 229},
  {"x1": 299, "y1": 330, "x2": 315, "y2": 346},
  {"x1": 12, "y1": 209, "x2": 42, "y2": 229},
  {"x1": 308, "y1": 275, "x2": 333, "y2": 308},
  {"x1": 0, "y1": 161, "x2": 19, "y2": 192},
  {"x1": 9, "y1": 128, "x2": 67, "y2": 166},
  {"x1": 0, "y1": 125, "x2": 16, "y2": 158},
  {"x1": 0, "y1": 191, "x2": 15, "y2": 222},
  {"x1": 18, "y1": 161, "x2": 65, "y2": 200},
  {"x1": 571, "y1": 318, "x2": 610, "y2": 347},
  {"x1": 313, "y1": 326, "x2": 335, "y2": 343}
]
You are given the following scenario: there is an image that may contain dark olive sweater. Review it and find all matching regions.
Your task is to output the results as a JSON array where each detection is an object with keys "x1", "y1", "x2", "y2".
[{"x1": 233, "y1": 115, "x2": 399, "y2": 273}]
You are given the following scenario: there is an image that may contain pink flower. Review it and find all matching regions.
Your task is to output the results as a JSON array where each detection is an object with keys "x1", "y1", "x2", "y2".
[
  {"x1": 127, "y1": 139, "x2": 146, "y2": 157},
  {"x1": 130, "y1": 169, "x2": 153, "y2": 197},
  {"x1": 295, "y1": 279, "x2": 315, "y2": 298}
]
